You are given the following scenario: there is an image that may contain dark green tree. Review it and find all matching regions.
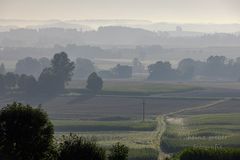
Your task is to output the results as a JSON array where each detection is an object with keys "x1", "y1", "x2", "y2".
[
  {"x1": 4, "y1": 72, "x2": 19, "y2": 90},
  {"x1": 58, "y1": 134, "x2": 106, "y2": 160},
  {"x1": 0, "y1": 63, "x2": 5, "y2": 75},
  {"x1": 17, "y1": 74, "x2": 38, "y2": 95},
  {"x1": 108, "y1": 142, "x2": 129, "y2": 160},
  {"x1": 0, "y1": 74, "x2": 5, "y2": 94},
  {"x1": 0, "y1": 102, "x2": 54, "y2": 160},
  {"x1": 51, "y1": 52, "x2": 75, "y2": 86},
  {"x1": 112, "y1": 64, "x2": 132, "y2": 79},
  {"x1": 38, "y1": 68, "x2": 61, "y2": 95},
  {"x1": 148, "y1": 61, "x2": 178, "y2": 81},
  {"x1": 86, "y1": 72, "x2": 103, "y2": 92},
  {"x1": 38, "y1": 52, "x2": 75, "y2": 94},
  {"x1": 177, "y1": 58, "x2": 195, "y2": 80},
  {"x1": 15, "y1": 57, "x2": 42, "y2": 78}
]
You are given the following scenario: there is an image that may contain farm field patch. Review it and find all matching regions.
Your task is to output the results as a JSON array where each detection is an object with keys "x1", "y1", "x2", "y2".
[
  {"x1": 67, "y1": 80, "x2": 202, "y2": 95},
  {"x1": 55, "y1": 129, "x2": 159, "y2": 160},
  {"x1": 43, "y1": 96, "x2": 212, "y2": 120},
  {"x1": 180, "y1": 99, "x2": 240, "y2": 115},
  {"x1": 161, "y1": 113, "x2": 240, "y2": 153},
  {"x1": 52, "y1": 120, "x2": 157, "y2": 132}
]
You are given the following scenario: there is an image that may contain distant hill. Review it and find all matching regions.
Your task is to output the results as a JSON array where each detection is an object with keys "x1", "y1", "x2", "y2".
[
  {"x1": 26, "y1": 21, "x2": 93, "y2": 31},
  {"x1": 1, "y1": 19, "x2": 240, "y2": 33},
  {"x1": 85, "y1": 26, "x2": 159, "y2": 45},
  {"x1": 0, "y1": 25, "x2": 240, "y2": 47}
]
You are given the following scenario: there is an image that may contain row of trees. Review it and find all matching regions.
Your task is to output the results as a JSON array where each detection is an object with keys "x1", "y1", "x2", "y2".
[
  {"x1": 4, "y1": 53, "x2": 240, "y2": 83},
  {"x1": 0, "y1": 72, "x2": 52, "y2": 95},
  {"x1": 0, "y1": 52, "x2": 104, "y2": 96},
  {"x1": 8, "y1": 57, "x2": 94, "y2": 79},
  {"x1": 99, "y1": 64, "x2": 133, "y2": 79},
  {"x1": 15, "y1": 57, "x2": 51, "y2": 78},
  {"x1": 0, "y1": 102, "x2": 128, "y2": 160},
  {"x1": 148, "y1": 56, "x2": 240, "y2": 81},
  {"x1": 13, "y1": 57, "x2": 136, "y2": 80},
  {"x1": 0, "y1": 52, "x2": 75, "y2": 96},
  {"x1": 0, "y1": 52, "x2": 103, "y2": 95},
  {"x1": 7, "y1": 56, "x2": 140, "y2": 80}
]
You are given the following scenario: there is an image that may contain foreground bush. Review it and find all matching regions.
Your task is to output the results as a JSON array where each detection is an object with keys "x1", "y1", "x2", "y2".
[
  {"x1": 58, "y1": 134, "x2": 106, "y2": 160},
  {"x1": 128, "y1": 148, "x2": 158, "y2": 160},
  {"x1": 0, "y1": 102, "x2": 54, "y2": 160},
  {"x1": 0, "y1": 102, "x2": 130, "y2": 160},
  {"x1": 173, "y1": 147, "x2": 240, "y2": 160},
  {"x1": 108, "y1": 142, "x2": 129, "y2": 160}
]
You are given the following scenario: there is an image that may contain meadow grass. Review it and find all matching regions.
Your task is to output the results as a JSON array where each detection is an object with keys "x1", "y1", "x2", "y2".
[
  {"x1": 54, "y1": 119, "x2": 159, "y2": 159},
  {"x1": 52, "y1": 119, "x2": 157, "y2": 132},
  {"x1": 161, "y1": 113, "x2": 240, "y2": 153},
  {"x1": 67, "y1": 80, "x2": 201, "y2": 95},
  {"x1": 55, "y1": 130, "x2": 156, "y2": 149}
]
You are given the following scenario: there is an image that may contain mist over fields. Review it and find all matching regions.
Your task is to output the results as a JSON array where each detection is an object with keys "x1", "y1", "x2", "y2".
[
  {"x1": 1, "y1": 1, "x2": 240, "y2": 159},
  {"x1": 0, "y1": 20, "x2": 240, "y2": 71}
]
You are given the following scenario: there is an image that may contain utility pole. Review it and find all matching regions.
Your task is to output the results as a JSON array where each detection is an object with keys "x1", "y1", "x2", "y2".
[{"x1": 142, "y1": 98, "x2": 145, "y2": 122}]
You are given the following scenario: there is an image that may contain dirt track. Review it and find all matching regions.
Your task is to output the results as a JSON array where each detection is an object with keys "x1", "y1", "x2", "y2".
[{"x1": 156, "y1": 98, "x2": 231, "y2": 160}]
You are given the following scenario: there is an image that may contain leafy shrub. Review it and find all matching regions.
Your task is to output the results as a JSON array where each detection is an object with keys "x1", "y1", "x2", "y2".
[
  {"x1": 0, "y1": 102, "x2": 54, "y2": 160},
  {"x1": 108, "y1": 142, "x2": 128, "y2": 160},
  {"x1": 58, "y1": 134, "x2": 106, "y2": 160}
]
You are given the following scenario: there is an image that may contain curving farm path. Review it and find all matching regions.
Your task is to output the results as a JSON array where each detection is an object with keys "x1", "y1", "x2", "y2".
[{"x1": 154, "y1": 98, "x2": 231, "y2": 160}]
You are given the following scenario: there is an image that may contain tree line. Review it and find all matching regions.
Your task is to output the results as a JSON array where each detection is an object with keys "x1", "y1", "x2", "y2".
[
  {"x1": 5, "y1": 53, "x2": 240, "y2": 82},
  {"x1": 0, "y1": 52, "x2": 74, "y2": 96},
  {"x1": 0, "y1": 102, "x2": 128, "y2": 160},
  {"x1": 1, "y1": 54, "x2": 136, "y2": 80},
  {"x1": 148, "y1": 56, "x2": 240, "y2": 81},
  {"x1": 2, "y1": 53, "x2": 240, "y2": 97},
  {"x1": 0, "y1": 52, "x2": 104, "y2": 96}
]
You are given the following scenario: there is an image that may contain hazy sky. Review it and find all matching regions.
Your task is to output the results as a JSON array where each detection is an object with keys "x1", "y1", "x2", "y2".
[{"x1": 0, "y1": 0, "x2": 240, "y2": 23}]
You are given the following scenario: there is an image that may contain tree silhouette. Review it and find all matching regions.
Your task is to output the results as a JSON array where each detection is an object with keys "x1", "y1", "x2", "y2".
[
  {"x1": 17, "y1": 74, "x2": 37, "y2": 95},
  {"x1": 15, "y1": 57, "x2": 42, "y2": 78},
  {"x1": 38, "y1": 68, "x2": 61, "y2": 94},
  {"x1": 112, "y1": 64, "x2": 132, "y2": 79},
  {"x1": 0, "y1": 63, "x2": 5, "y2": 75},
  {"x1": 4, "y1": 72, "x2": 18, "y2": 90},
  {"x1": 51, "y1": 52, "x2": 75, "y2": 84},
  {"x1": 86, "y1": 72, "x2": 103, "y2": 92},
  {"x1": 58, "y1": 134, "x2": 106, "y2": 160},
  {"x1": 148, "y1": 61, "x2": 178, "y2": 80},
  {"x1": 0, "y1": 74, "x2": 5, "y2": 94},
  {"x1": 108, "y1": 142, "x2": 129, "y2": 160},
  {"x1": 38, "y1": 52, "x2": 75, "y2": 94},
  {"x1": 0, "y1": 102, "x2": 54, "y2": 160}
]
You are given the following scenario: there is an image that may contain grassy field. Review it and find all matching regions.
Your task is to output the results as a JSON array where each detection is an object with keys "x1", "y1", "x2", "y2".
[
  {"x1": 1, "y1": 81, "x2": 240, "y2": 159},
  {"x1": 43, "y1": 96, "x2": 212, "y2": 120},
  {"x1": 161, "y1": 113, "x2": 240, "y2": 153},
  {"x1": 179, "y1": 99, "x2": 240, "y2": 115},
  {"x1": 67, "y1": 80, "x2": 202, "y2": 95},
  {"x1": 52, "y1": 120, "x2": 157, "y2": 132},
  {"x1": 54, "y1": 119, "x2": 159, "y2": 160}
]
